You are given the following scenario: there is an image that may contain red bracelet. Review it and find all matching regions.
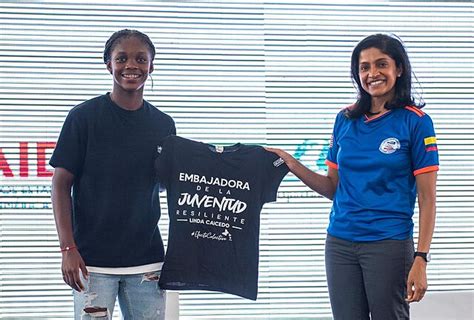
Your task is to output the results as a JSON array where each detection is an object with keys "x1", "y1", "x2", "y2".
[{"x1": 60, "y1": 245, "x2": 77, "y2": 252}]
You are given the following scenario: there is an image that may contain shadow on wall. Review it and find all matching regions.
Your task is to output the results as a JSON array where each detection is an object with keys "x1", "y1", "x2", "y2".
[{"x1": 411, "y1": 291, "x2": 474, "y2": 320}]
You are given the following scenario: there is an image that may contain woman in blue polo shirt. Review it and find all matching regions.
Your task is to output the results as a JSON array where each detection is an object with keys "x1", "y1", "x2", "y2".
[{"x1": 267, "y1": 33, "x2": 438, "y2": 319}]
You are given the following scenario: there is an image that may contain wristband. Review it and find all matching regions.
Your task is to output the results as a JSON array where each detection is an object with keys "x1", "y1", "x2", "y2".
[{"x1": 60, "y1": 245, "x2": 77, "y2": 252}]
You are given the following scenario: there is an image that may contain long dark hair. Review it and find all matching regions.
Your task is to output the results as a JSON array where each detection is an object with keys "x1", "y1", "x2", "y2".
[
  {"x1": 103, "y1": 29, "x2": 156, "y2": 64},
  {"x1": 345, "y1": 33, "x2": 424, "y2": 119}
]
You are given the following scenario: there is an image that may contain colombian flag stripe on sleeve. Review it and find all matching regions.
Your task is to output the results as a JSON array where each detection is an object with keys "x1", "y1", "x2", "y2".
[
  {"x1": 424, "y1": 136, "x2": 437, "y2": 145},
  {"x1": 424, "y1": 136, "x2": 438, "y2": 152}
]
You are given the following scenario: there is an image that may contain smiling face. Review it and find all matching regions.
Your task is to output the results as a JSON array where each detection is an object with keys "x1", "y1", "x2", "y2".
[
  {"x1": 358, "y1": 47, "x2": 401, "y2": 107},
  {"x1": 106, "y1": 36, "x2": 154, "y2": 95}
]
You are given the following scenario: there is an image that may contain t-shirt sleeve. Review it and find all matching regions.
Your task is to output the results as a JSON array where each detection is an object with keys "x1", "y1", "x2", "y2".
[
  {"x1": 168, "y1": 119, "x2": 177, "y2": 136},
  {"x1": 154, "y1": 135, "x2": 174, "y2": 187},
  {"x1": 411, "y1": 114, "x2": 440, "y2": 176},
  {"x1": 262, "y1": 148, "x2": 289, "y2": 203},
  {"x1": 325, "y1": 112, "x2": 341, "y2": 170},
  {"x1": 49, "y1": 110, "x2": 85, "y2": 176}
]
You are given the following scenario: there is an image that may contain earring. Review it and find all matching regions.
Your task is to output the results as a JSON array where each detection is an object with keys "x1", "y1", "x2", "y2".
[{"x1": 149, "y1": 74, "x2": 154, "y2": 91}]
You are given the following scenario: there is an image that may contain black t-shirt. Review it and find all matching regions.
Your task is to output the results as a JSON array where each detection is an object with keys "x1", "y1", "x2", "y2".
[
  {"x1": 155, "y1": 135, "x2": 288, "y2": 300},
  {"x1": 49, "y1": 93, "x2": 175, "y2": 267}
]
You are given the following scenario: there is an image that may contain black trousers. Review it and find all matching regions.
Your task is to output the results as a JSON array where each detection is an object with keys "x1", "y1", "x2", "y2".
[{"x1": 325, "y1": 234, "x2": 414, "y2": 320}]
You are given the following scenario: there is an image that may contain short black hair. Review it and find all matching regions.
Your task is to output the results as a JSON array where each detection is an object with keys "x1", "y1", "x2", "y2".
[
  {"x1": 346, "y1": 33, "x2": 424, "y2": 119},
  {"x1": 103, "y1": 29, "x2": 156, "y2": 64}
]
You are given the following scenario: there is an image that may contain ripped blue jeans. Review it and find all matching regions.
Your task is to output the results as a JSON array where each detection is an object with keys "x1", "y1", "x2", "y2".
[{"x1": 73, "y1": 271, "x2": 166, "y2": 320}]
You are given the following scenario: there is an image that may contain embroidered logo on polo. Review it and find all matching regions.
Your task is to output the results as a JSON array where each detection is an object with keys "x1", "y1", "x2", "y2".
[{"x1": 379, "y1": 138, "x2": 400, "y2": 154}]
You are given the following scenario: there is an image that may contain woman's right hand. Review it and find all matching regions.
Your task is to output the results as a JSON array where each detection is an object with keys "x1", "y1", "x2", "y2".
[
  {"x1": 265, "y1": 147, "x2": 297, "y2": 169},
  {"x1": 265, "y1": 146, "x2": 338, "y2": 200},
  {"x1": 61, "y1": 249, "x2": 88, "y2": 292}
]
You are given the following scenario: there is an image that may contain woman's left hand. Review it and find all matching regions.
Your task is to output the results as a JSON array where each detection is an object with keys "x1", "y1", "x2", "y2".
[{"x1": 406, "y1": 258, "x2": 428, "y2": 303}]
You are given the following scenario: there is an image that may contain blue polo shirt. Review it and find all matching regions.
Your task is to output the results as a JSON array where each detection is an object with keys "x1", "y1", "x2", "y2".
[{"x1": 325, "y1": 106, "x2": 439, "y2": 242}]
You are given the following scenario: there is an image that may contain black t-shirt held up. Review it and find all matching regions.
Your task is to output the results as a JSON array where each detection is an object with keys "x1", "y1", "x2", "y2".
[{"x1": 156, "y1": 135, "x2": 288, "y2": 300}]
